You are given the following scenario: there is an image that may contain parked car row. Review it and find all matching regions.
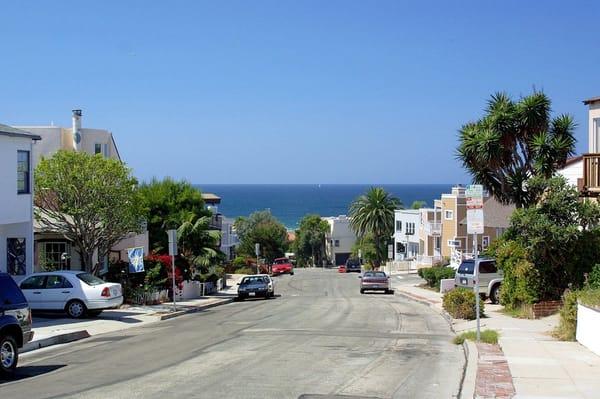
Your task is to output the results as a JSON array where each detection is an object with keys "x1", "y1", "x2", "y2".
[{"x1": 0, "y1": 271, "x2": 124, "y2": 376}]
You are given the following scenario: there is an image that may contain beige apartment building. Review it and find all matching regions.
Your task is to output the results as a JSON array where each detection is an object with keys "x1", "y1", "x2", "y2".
[{"x1": 434, "y1": 186, "x2": 514, "y2": 266}]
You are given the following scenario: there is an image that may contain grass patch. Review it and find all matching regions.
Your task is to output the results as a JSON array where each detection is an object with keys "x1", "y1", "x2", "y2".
[
  {"x1": 501, "y1": 304, "x2": 534, "y2": 319},
  {"x1": 453, "y1": 329, "x2": 499, "y2": 345}
]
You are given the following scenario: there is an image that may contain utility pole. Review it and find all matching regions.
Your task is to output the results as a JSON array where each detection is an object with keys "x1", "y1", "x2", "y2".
[
  {"x1": 255, "y1": 243, "x2": 260, "y2": 274},
  {"x1": 167, "y1": 229, "x2": 178, "y2": 312}
]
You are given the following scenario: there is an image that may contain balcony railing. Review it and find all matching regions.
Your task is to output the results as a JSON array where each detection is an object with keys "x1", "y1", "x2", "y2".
[
  {"x1": 583, "y1": 154, "x2": 600, "y2": 196},
  {"x1": 423, "y1": 222, "x2": 442, "y2": 236},
  {"x1": 209, "y1": 214, "x2": 223, "y2": 230}
]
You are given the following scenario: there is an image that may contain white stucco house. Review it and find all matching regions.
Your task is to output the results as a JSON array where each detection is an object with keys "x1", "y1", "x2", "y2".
[
  {"x1": 14, "y1": 110, "x2": 148, "y2": 272},
  {"x1": 392, "y1": 209, "x2": 420, "y2": 261},
  {"x1": 0, "y1": 124, "x2": 41, "y2": 281},
  {"x1": 323, "y1": 215, "x2": 356, "y2": 266}
]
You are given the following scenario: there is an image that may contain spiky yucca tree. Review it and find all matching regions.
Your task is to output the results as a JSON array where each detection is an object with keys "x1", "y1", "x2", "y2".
[
  {"x1": 349, "y1": 187, "x2": 401, "y2": 268},
  {"x1": 457, "y1": 92, "x2": 576, "y2": 208}
]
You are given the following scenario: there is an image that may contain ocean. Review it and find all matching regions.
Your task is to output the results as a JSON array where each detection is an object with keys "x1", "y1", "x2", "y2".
[{"x1": 196, "y1": 184, "x2": 453, "y2": 230}]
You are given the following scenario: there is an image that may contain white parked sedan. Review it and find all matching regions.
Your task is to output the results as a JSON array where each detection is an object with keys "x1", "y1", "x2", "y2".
[{"x1": 19, "y1": 271, "x2": 123, "y2": 318}]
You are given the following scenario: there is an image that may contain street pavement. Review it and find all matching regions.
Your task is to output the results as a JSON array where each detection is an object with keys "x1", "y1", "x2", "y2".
[{"x1": 1, "y1": 269, "x2": 463, "y2": 399}]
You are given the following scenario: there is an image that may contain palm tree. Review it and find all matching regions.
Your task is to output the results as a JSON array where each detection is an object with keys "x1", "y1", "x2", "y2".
[
  {"x1": 349, "y1": 187, "x2": 401, "y2": 268},
  {"x1": 177, "y1": 213, "x2": 222, "y2": 268},
  {"x1": 457, "y1": 91, "x2": 576, "y2": 208}
]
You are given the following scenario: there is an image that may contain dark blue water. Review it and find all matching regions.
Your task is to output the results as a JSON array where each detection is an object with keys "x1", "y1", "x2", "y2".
[{"x1": 195, "y1": 184, "x2": 453, "y2": 229}]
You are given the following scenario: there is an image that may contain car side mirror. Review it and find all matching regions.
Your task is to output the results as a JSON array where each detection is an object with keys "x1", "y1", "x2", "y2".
[
  {"x1": 358, "y1": 276, "x2": 362, "y2": 279},
  {"x1": 236, "y1": 283, "x2": 240, "y2": 285}
]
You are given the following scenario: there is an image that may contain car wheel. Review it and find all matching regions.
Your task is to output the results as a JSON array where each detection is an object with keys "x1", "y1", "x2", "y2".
[
  {"x1": 360, "y1": 289, "x2": 365, "y2": 294},
  {"x1": 490, "y1": 284, "x2": 501, "y2": 304},
  {"x1": 66, "y1": 300, "x2": 87, "y2": 318},
  {"x1": 0, "y1": 335, "x2": 18, "y2": 375},
  {"x1": 290, "y1": 271, "x2": 294, "y2": 276},
  {"x1": 88, "y1": 310, "x2": 103, "y2": 317}
]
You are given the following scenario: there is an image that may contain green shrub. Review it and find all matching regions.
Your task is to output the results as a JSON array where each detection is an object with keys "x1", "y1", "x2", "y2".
[
  {"x1": 232, "y1": 256, "x2": 247, "y2": 268},
  {"x1": 555, "y1": 290, "x2": 579, "y2": 341},
  {"x1": 495, "y1": 239, "x2": 540, "y2": 309},
  {"x1": 587, "y1": 264, "x2": 600, "y2": 289},
  {"x1": 453, "y1": 329, "x2": 498, "y2": 345},
  {"x1": 579, "y1": 288, "x2": 600, "y2": 309},
  {"x1": 234, "y1": 266, "x2": 254, "y2": 275},
  {"x1": 420, "y1": 266, "x2": 455, "y2": 289},
  {"x1": 443, "y1": 288, "x2": 484, "y2": 320}
]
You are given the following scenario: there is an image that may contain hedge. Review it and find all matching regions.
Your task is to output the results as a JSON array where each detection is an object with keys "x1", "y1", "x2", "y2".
[
  {"x1": 443, "y1": 288, "x2": 484, "y2": 320},
  {"x1": 419, "y1": 266, "x2": 456, "y2": 289}
]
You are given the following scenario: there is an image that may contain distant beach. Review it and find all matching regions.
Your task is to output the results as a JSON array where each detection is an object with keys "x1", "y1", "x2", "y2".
[{"x1": 195, "y1": 184, "x2": 453, "y2": 229}]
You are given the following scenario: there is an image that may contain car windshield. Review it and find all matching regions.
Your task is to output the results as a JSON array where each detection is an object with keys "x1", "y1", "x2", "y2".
[
  {"x1": 274, "y1": 259, "x2": 288, "y2": 264},
  {"x1": 241, "y1": 276, "x2": 267, "y2": 284},
  {"x1": 364, "y1": 271, "x2": 386, "y2": 278},
  {"x1": 77, "y1": 272, "x2": 106, "y2": 286},
  {"x1": 346, "y1": 259, "x2": 359, "y2": 266},
  {"x1": 457, "y1": 260, "x2": 475, "y2": 275}
]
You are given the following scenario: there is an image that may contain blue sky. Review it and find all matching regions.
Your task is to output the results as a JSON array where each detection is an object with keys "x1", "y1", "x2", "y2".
[{"x1": 0, "y1": 1, "x2": 597, "y2": 184}]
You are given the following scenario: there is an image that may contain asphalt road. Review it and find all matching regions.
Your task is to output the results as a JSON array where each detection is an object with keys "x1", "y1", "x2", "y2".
[{"x1": 1, "y1": 269, "x2": 464, "y2": 399}]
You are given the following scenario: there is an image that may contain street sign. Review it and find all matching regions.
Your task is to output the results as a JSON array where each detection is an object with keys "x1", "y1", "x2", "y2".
[
  {"x1": 387, "y1": 244, "x2": 393, "y2": 260},
  {"x1": 255, "y1": 243, "x2": 260, "y2": 256},
  {"x1": 167, "y1": 229, "x2": 178, "y2": 256},
  {"x1": 466, "y1": 184, "x2": 484, "y2": 235}
]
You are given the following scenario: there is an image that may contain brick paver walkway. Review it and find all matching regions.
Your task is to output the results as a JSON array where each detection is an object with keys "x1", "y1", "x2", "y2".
[{"x1": 475, "y1": 343, "x2": 516, "y2": 398}]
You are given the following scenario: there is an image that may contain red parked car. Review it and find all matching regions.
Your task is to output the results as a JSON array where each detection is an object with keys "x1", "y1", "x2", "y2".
[
  {"x1": 271, "y1": 258, "x2": 294, "y2": 275},
  {"x1": 338, "y1": 265, "x2": 347, "y2": 273}
]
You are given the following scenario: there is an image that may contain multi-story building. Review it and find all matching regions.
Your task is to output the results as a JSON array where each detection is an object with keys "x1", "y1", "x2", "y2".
[
  {"x1": 14, "y1": 110, "x2": 148, "y2": 272},
  {"x1": 201, "y1": 192, "x2": 239, "y2": 261},
  {"x1": 417, "y1": 207, "x2": 442, "y2": 265},
  {"x1": 0, "y1": 124, "x2": 41, "y2": 281},
  {"x1": 436, "y1": 186, "x2": 514, "y2": 267},
  {"x1": 392, "y1": 209, "x2": 420, "y2": 261},
  {"x1": 581, "y1": 97, "x2": 600, "y2": 198},
  {"x1": 323, "y1": 215, "x2": 356, "y2": 266}
]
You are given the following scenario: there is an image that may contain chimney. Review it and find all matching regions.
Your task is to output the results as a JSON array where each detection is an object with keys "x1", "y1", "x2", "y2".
[{"x1": 72, "y1": 109, "x2": 82, "y2": 151}]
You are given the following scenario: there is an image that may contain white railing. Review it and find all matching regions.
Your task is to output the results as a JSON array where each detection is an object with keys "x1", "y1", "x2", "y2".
[
  {"x1": 416, "y1": 255, "x2": 442, "y2": 265},
  {"x1": 423, "y1": 222, "x2": 442, "y2": 235},
  {"x1": 385, "y1": 260, "x2": 417, "y2": 274}
]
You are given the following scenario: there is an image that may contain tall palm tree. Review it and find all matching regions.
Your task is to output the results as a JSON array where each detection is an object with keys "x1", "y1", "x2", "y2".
[
  {"x1": 349, "y1": 187, "x2": 401, "y2": 268},
  {"x1": 457, "y1": 91, "x2": 576, "y2": 208},
  {"x1": 177, "y1": 213, "x2": 222, "y2": 268}
]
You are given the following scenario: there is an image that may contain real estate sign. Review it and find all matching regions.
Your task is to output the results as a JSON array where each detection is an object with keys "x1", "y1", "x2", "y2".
[{"x1": 466, "y1": 184, "x2": 484, "y2": 235}]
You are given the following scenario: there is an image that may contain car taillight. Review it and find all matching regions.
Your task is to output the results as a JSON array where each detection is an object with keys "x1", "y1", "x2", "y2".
[{"x1": 101, "y1": 287, "x2": 111, "y2": 297}]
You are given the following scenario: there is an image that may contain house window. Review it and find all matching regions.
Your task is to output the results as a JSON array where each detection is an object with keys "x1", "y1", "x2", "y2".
[
  {"x1": 334, "y1": 240, "x2": 340, "y2": 247},
  {"x1": 482, "y1": 236, "x2": 490, "y2": 249},
  {"x1": 7, "y1": 238, "x2": 26, "y2": 275},
  {"x1": 396, "y1": 220, "x2": 402, "y2": 232},
  {"x1": 94, "y1": 143, "x2": 102, "y2": 154},
  {"x1": 17, "y1": 150, "x2": 30, "y2": 194},
  {"x1": 40, "y1": 242, "x2": 70, "y2": 271},
  {"x1": 396, "y1": 242, "x2": 405, "y2": 253},
  {"x1": 444, "y1": 210, "x2": 453, "y2": 220},
  {"x1": 406, "y1": 222, "x2": 416, "y2": 235}
]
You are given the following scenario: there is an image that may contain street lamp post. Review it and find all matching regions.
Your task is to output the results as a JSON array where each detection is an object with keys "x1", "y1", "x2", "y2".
[
  {"x1": 167, "y1": 229, "x2": 178, "y2": 312},
  {"x1": 255, "y1": 243, "x2": 260, "y2": 274}
]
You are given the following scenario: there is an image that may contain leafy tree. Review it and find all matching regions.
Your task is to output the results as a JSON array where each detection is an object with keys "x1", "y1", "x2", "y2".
[
  {"x1": 457, "y1": 91, "x2": 576, "y2": 208},
  {"x1": 294, "y1": 214, "x2": 329, "y2": 267},
  {"x1": 35, "y1": 150, "x2": 144, "y2": 273},
  {"x1": 349, "y1": 187, "x2": 401, "y2": 268},
  {"x1": 410, "y1": 200, "x2": 426, "y2": 209},
  {"x1": 351, "y1": 233, "x2": 380, "y2": 267},
  {"x1": 178, "y1": 213, "x2": 223, "y2": 269},
  {"x1": 138, "y1": 178, "x2": 211, "y2": 252},
  {"x1": 235, "y1": 210, "x2": 288, "y2": 262},
  {"x1": 496, "y1": 177, "x2": 600, "y2": 306}
]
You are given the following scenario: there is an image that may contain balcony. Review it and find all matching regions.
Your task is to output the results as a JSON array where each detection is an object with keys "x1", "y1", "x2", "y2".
[
  {"x1": 583, "y1": 154, "x2": 600, "y2": 197},
  {"x1": 209, "y1": 214, "x2": 223, "y2": 230},
  {"x1": 423, "y1": 222, "x2": 442, "y2": 236}
]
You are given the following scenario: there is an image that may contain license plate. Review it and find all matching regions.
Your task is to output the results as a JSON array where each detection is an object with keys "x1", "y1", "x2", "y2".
[
  {"x1": 249, "y1": 292, "x2": 255, "y2": 296},
  {"x1": 461, "y1": 278, "x2": 467, "y2": 285}
]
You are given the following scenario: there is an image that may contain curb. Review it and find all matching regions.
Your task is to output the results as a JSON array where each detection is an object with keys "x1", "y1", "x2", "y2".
[
  {"x1": 156, "y1": 298, "x2": 234, "y2": 321},
  {"x1": 22, "y1": 330, "x2": 91, "y2": 353}
]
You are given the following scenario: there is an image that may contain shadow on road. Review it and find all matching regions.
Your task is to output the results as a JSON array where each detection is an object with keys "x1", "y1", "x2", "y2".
[{"x1": 0, "y1": 365, "x2": 66, "y2": 384}]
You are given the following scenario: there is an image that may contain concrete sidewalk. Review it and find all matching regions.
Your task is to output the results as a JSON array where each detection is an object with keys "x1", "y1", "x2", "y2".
[{"x1": 392, "y1": 276, "x2": 600, "y2": 399}]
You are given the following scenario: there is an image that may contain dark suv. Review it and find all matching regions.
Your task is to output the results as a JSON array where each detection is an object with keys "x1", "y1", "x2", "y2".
[
  {"x1": 0, "y1": 273, "x2": 34, "y2": 375},
  {"x1": 345, "y1": 258, "x2": 362, "y2": 273}
]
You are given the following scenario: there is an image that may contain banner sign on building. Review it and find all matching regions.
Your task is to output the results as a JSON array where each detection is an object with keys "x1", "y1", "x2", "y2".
[
  {"x1": 466, "y1": 184, "x2": 484, "y2": 235},
  {"x1": 127, "y1": 247, "x2": 145, "y2": 273}
]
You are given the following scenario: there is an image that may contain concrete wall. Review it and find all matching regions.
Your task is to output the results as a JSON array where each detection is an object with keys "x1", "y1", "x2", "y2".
[{"x1": 576, "y1": 304, "x2": 600, "y2": 356}]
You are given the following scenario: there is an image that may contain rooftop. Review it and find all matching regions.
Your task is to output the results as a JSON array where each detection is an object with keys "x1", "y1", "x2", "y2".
[
  {"x1": 583, "y1": 96, "x2": 600, "y2": 105},
  {"x1": 201, "y1": 193, "x2": 221, "y2": 204},
  {"x1": 0, "y1": 123, "x2": 42, "y2": 140}
]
